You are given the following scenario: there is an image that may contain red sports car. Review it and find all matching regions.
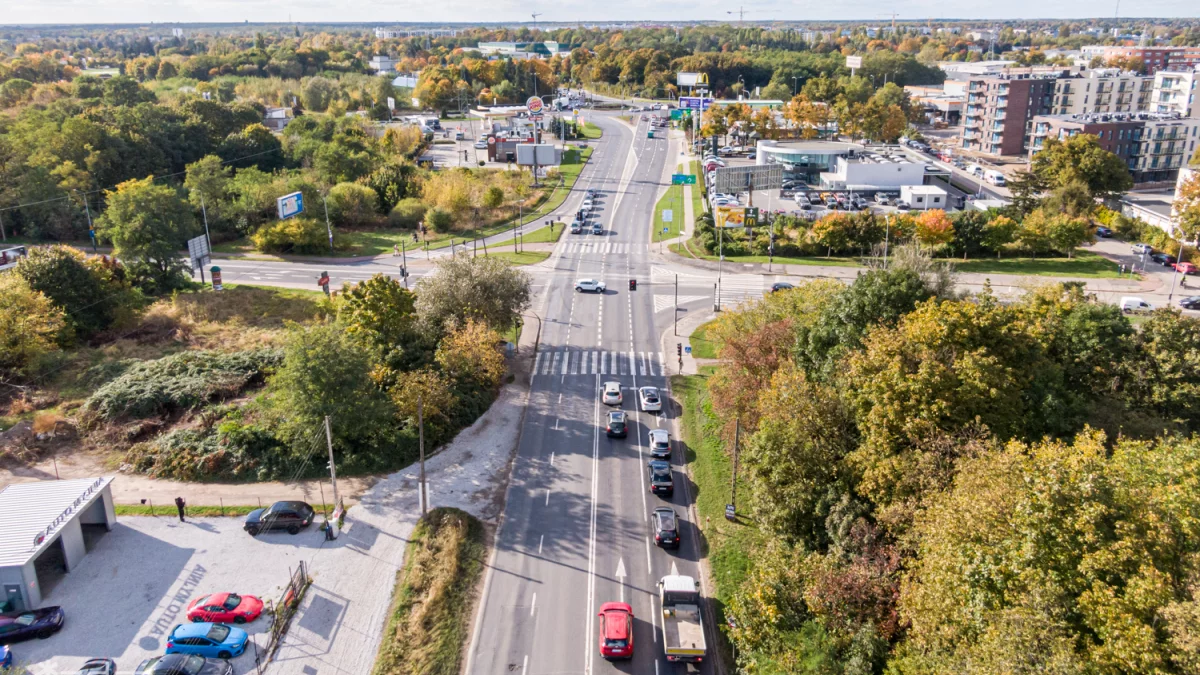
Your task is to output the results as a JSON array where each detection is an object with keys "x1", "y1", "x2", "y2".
[
  {"x1": 597, "y1": 602, "x2": 634, "y2": 659},
  {"x1": 186, "y1": 593, "x2": 263, "y2": 624}
]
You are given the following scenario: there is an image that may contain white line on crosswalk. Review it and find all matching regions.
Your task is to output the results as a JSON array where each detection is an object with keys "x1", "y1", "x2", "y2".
[
  {"x1": 561, "y1": 350, "x2": 569, "y2": 375},
  {"x1": 533, "y1": 351, "x2": 542, "y2": 375},
  {"x1": 550, "y1": 351, "x2": 560, "y2": 375}
]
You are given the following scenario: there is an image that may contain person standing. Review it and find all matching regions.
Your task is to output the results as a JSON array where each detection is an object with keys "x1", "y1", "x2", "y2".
[
  {"x1": 174, "y1": 497, "x2": 186, "y2": 522},
  {"x1": 393, "y1": 244, "x2": 400, "y2": 257}
]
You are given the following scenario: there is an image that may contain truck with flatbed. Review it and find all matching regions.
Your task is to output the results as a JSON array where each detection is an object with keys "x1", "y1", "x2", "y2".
[{"x1": 658, "y1": 574, "x2": 706, "y2": 663}]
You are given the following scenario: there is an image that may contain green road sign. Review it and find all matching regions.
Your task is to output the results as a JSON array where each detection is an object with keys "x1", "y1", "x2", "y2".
[
  {"x1": 744, "y1": 207, "x2": 760, "y2": 228},
  {"x1": 671, "y1": 173, "x2": 697, "y2": 185},
  {"x1": 670, "y1": 109, "x2": 684, "y2": 120}
]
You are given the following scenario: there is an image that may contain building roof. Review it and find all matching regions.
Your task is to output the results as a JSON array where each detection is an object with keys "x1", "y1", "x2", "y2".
[
  {"x1": 0, "y1": 477, "x2": 113, "y2": 568},
  {"x1": 904, "y1": 185, "x2": 948, "y2": 195},
  {"x1": 757, "y1": 140, "x2": 862, "y2": 155}
]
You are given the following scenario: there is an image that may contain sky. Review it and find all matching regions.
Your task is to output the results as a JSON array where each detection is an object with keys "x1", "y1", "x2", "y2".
[{"x1": 3, "y1": 0, "x2": 1199, "y2": 26}]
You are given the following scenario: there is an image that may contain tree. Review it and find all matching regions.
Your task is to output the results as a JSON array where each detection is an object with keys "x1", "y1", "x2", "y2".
[
  {"x1": 1173, "y1": 170, "x2": 1200, "y2": 242},
  {"x1": 1046, "y1": 214, "x2": 1091, "y2": 258},
  {"x1": 1121, "y1": 310, "x2": 1200, "y2": 427},
  {"x1": 14, "y1": 245, "x2": 114, "y2": 341},
  {"x1": 914, "y1": 209, "x2": 955, "y2": 250},
  {"x1": 336, "y1": 274, "x2": 418, "y2": 348},
  {"x1": 982, "y1": 215, "x2": 1018, "y2": 258},
  {"x1": 809, "y1": 213, "x2": 853, "y2": 256},
  {"x1": 1016, "y1": 209, "x2": 1056, "y2": 258},
  {"x1": 483, "y1": 186, "x2": 505, "y2": 210},
  {"x1": 949, "y1": 210, "x2": 988, "y2": 260},
  {"x1": 218, "y1": 124, "x2": 284, "y2": 172},
  {"x1": 415, "y1": 255, "x2": 532, "y2": 332},
  {"x1": 1030, "y1": 134, "x2": 1133, "y2": 199},
  {"x1": 327, "y1": 182, "x2": 379, "y2": 227},
  {"x1": 425, "y1": 206, "x2": 453, "y2": 233},
  {"x1": 101, "y1": 76, "x2": 155, "y2": 107},
  {"x1": 183, "y1": 155, "x2": 232, "y2": 235},
  {"x1": 96, "y1": 177, "x2": 195, "y2": 291},
  {"x1": 435, "y1": 319, "x2": 507, "y2": 391},
  {"x1": 0, "y1": 274, "x2": 65, "y2": 380}
]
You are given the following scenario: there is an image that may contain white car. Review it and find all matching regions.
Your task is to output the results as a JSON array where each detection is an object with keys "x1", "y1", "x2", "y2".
[
  {"x1": 575, "y1": 279, "x2": 606, "y2": 293},
  {"x1": 648, "y1": 429, "x2": 671, "y2": 459},
  {"x1": 1131, "y1": 243, "x2": 1153, "y2": 255},
  {"x1": 638, "y1": 386, "x2": 662, "y2": 413},
  {"x1": 602, "y1": 381, "x2": 623, "y2": 406},
  {"x1": 474, "y1": 139, "x2": 488, "y2": 149}
]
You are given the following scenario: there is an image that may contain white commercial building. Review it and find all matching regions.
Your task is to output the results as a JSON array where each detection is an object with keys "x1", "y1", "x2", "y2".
[
  {"x1": 901, "y1": 185, "x2": 949, "y2": 210},
  {"x1": 819, "y1": 155, "x2": 930, "y2": 190}
]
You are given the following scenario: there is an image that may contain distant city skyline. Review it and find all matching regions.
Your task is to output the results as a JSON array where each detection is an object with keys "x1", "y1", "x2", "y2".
[{"x1": 3, "y1": 0, "x2": 1199, "y2": 27}]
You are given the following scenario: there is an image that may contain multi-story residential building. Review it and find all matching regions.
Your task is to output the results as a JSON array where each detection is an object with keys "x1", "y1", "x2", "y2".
[
  {"x1": 961, "y1": 74, "x2": 1058, "y2": 156},
  {"x1": 1152, "y1": 67, "x2": 1200, "y2": 118},
  {"x1": 1029, "y1": 111, "x2": 1200, "y2": 184},
  {"x1": 1082, "y1": 46, "x2": 1200, "y2": 74},
  {"x1": 1048, "y1": 69, "x2": 1153, "y2": 115}
]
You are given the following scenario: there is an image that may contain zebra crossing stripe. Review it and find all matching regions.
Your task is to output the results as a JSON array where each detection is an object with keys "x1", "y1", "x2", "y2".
[
  {"x1": 658, "y1": 352, "x2": 666, "y2": 377},
  {"x1": 591, "y1": 351, "x2": 598, "y2": 374},
  {"x1": 549, "y1": 351, "x2": 560, "y2": 375},
  {"x1": 533, "y1": 351, "x2": 542, "y2": 375},
  {"x1": 560, "y1": 350, "x2": 569, "y2": 375}
]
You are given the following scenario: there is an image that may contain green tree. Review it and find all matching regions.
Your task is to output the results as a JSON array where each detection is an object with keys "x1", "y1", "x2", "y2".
[
  {"x1": 336, "y1": 273, "x2": 418, "y2": 350},
  {"x1": 0, "y1": 274, "x2": 65, "y2": 380},
  {"x1": 1046, "y1": 213, "x2": 1091, "y2": 258},
  {"x1": 1030, "y1": 133, "x2": 1133, "y2": 199},
  {"x1": 14, "y1": 245, "x2": 114, "y2": 341},
  {"x1": 425, "y1": 206, "x2": 453, "y2": 233},
  {"x1": 218, "y1": 124, "x2": 284, "y2": 172},
  {"x1": 183, "y1": 155, "x2": 232, "y2": 236},
  {"x1": 1016, "y1": 209, "x2": 1056, "y2": 258},
  {"x1": 981, "y1": 215, "x2": 1018, "y2": 258},
  {"x1": 96, "y1": 177, "x2": 195, "y2": 291},
  {"x1": 327, "y1": 182, "x2": 379, "y2": 227},
  {"x1": 483, "y1": 186, "x2": 504, "y2": 210},
  {"x1": 949, "y1": 210, "x2": 989, "y2": 260},
  {"x1": 1121, "y1": 309, "x2": 1200, "y2": 427},
  {"x1": 415, "y1": 255, "x2": 532, "y2": 332}
]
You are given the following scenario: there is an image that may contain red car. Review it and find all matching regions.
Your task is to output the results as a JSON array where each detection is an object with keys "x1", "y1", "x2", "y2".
[
  {"x1": 597, "y1": 602, "x2": 634, "y2": 659},
  {"x1": 1175, "y1": 261, "x2": 1198, "y2": 275},
  {"x1": 186, "y1": 593, "x2": 263, "y2": 624}
]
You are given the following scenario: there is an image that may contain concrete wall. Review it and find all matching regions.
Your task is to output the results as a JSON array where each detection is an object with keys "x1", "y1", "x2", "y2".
[{"x1": 79, "y1": 485, "x2": 116, "y2": 531}]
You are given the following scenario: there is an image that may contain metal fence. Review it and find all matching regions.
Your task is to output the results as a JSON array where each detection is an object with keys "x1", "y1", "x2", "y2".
[{"x1": 252, "y1": 560, "x2": 312, "y2": 674}]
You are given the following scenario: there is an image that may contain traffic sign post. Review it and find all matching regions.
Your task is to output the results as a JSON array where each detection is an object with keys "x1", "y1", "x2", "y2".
[{"x1": 671, "y1": 173, "x2": 697, "y2": 185}]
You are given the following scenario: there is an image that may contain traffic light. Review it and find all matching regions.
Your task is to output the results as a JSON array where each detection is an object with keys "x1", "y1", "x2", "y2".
[{"x1": 676, "y1": 343, "x2": 682, "y2": 357}]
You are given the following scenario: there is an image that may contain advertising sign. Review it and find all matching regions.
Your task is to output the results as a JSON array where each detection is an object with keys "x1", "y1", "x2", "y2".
[
  {"x1": 662, "y1": 209, "x2": 673, "y2": 222},
  {"x1": 846, "y1": 55, "x2": 863, "y2": 69},
  {"x1": 277, "y1": 192, "x2": 304, "y2": 220},
  {"x1": 714, "y1": 205, "x2": 761, "y2": 228},
  {"x1": 678, "y1": 97, "x2": 713, "y2": 111},
  {"x1": 677, "y1": 72, "x2": 709, "y2": 87},
  {"x1": 526, "y1": 96, "x2": 544, "y2": 114},
  {"x1": 186, "y1": 235, "x2": 211, "y2": 267}
]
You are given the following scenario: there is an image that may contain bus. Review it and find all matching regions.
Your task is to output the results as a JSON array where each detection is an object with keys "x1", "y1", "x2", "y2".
[{"x1": 0, "y1": 245, "x2": 27, "y2": 272}]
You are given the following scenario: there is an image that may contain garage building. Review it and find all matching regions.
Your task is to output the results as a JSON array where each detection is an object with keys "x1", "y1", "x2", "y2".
[{"x1": 0, "y1": 477, "x2": 116, "y2": 611}]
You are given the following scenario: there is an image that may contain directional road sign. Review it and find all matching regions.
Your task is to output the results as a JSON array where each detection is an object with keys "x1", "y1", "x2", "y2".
[{"x1": 671, "y1": 173, "x2": 697, "y2": 185}]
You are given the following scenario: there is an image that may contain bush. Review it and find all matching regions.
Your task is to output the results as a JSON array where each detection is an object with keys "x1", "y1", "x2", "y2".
[
  {"x1": 328, "y1": 182, "x2": 380, "y2": 227},
  {"x1": 0, "y1": 275, "x2": 65, "y2": 381},
  {"x1": 124, "y1": 416, "x2": 292, "y2": 482},
  {"x1": 14, "y1": 245, "x2": 115, "y2": 341},
  {"x1": 250, "y1": 217, "x2": 332, "y2": 254},
  {"x1": 82, "y1": 348, "x2": 283, "y2": 422},
  {"x1": 426, "y1": 206, "x2": 453, "y2": 233},
  {"x1": 388, "y1": 198, "x2": 427, "y2": 229}
]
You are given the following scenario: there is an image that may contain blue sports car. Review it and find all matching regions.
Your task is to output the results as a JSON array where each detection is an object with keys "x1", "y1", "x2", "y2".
[{"x1": 166, "y1": 623, "x2": 248, "y2": 659}]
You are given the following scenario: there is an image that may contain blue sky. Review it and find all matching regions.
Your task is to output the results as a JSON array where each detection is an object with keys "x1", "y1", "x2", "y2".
[{"x1": 3, "y1": 0, "x2": 1198, "y2": 25}]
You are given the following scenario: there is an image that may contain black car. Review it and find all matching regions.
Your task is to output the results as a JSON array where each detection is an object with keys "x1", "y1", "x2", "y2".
[
  {"x1": 135, "y1": 654, "x2": 233, "y2": 675},
  {"x1": 0, "y1": 606, "x2": 64, "y2": 644},
  {"x1": 648, "y1": 460, "x2": 674, "y2": 497},
  {"x1": 244, "y1": 501, "x2": 315, "y2": 536},
  {"x1": 1180, "y1": 296, "x2": 1200, "y2": 310},
  {"x1": 77, "y1": 659, "x2": 116, "y2": 675},
  {"x1": 606, "y1": 411, "x2": 627, "y2": 438},
  {"x1": 770, "y1": 282, "x2": 795, "y2": 293},
  {"x1": 653, "y1": 507, "x2": 680, "y2": 548},
  {"x1": 1151, "y1": 252, "x2": 1177, "y2": 266},
  {"x1": 1095, "y1": 226, "x2": 1113, "y2": 238}
]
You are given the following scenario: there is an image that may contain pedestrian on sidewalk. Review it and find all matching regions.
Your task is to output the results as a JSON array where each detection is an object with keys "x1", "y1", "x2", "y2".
[
  {"x1": 174, "y1": 496, "x2": 186, "y2": 522},
  {"x1": 393, "y1": 244, "x2": 400, "y2": 257}
]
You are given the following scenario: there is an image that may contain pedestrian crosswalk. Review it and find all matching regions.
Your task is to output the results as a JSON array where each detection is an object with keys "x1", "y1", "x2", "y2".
[
  {"x1": 715, "y1": 276, "x2": 764, "y2": 306},
  {"x1": 532, "y1": 349, "x2": 669, "y2": 378},
  {"x1": 560, "y1": 242, "x2": 638, "y2": 255},
  {"x1": 654, "y1": 295, "x2": 708, "y2": 313}
]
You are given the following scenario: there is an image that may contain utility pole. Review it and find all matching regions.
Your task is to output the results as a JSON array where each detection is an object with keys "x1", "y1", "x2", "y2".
[
  {"x1": 322, "y1": 194, "x2": 334, "y2": 254},
  {"x1": 730, "y1": 417, "x2": 740, "y2": 510},
  {"x1": 324, "y1": 416, "x2": 340, "y2": 509},
  {"x1": 418, "y1": 395, "x2": 428, "y2": 516},
  {"x1": 674, "y1": 274, "x2": 679, "y2": 336},
  {"x1": 400, "y1": 239, "x2": 409, "y2": 289}
]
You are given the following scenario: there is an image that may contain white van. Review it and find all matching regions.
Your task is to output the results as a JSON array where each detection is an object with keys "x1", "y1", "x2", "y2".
[
  {"x1": 1120, "y1": 297, "x2": 1153, "y2": 314},
  {"x1": 983, "y1": 169, "x2": 1006, "y2": 186}
]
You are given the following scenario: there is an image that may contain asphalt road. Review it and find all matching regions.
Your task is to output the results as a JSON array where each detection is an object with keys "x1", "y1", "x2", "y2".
[{"x1": 464, "y1": 112, "x2": 717, "y2": 675}]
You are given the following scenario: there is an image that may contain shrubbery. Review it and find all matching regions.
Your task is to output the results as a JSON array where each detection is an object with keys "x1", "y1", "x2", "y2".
[
  {"x1": 83, "y1": 348, "x2": 282, "y2": 422},
  {"x1": 388, "y1": 198, "x2": 427, "y2": 229},
  {"x1": 250, "y1": 217, "x2": 335, "y2": 254},
  {"x1": 0, "y1": 275, "x2": 66, "y2": 381}
]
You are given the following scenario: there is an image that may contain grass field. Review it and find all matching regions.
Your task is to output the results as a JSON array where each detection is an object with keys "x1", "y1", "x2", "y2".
[
  {"x1": 689, "y1": 160, "x2": 704, "y2": 220},
  {"x1": 372, "y1": 507, "x2": 486, "y2": 675},
  {"x1": 673, "y1": 369, "x2": 763, "y2": 672},
  {"x1": 688, "y1": 319, "x2": 721, "y2": 360},
  {"x1": 581, "y1": 122, "x2": 603, "y2": 139},
  {"x1": 953, "y1": 249, "x2": 1123, "y2": 278}
]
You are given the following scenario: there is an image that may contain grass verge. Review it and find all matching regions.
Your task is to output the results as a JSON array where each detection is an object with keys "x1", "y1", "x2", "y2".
[
  {"x1": 671, "y1": 248, "x2": 866, "y2": 268},
  {"x1": 490, "y1": 221, "x2": 568, "y2": 248},
  {"x1": 477, "y1": 250, "x2": 550, "y2": 265},
  {"x1": 688, "y1": 319, "x2": 721, "y2": 360},
  {"x1": 673, "y1": 369, "x2": 764, "y2": 672},
  {"x1": 581, "y1": 122, "x2": 603, "y2": 139},
  {"x1": 115, "y1": 502, "x2": 336, "y2": 517},
  {"x1": 952, "y1": 249, "x2": 1122, "y2": 278},
  {"x1": 373, "y1": 507, "x2": 486, "y2": 675},
  {"x1": 653, "y1": 183, "x2": 686, "y2": 243}
]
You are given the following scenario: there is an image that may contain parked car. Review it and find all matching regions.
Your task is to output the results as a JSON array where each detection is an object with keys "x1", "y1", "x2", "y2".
[
  {"x1": 1179, "y1": 296, "x2": 1200, "y2": 310},
  {"x1": 895, "y1": 200, "x2": 910, "y2": 210},
  {"x1": 638, "y1": 386, "x2": 662, "y2": 412},
  {"x1": 473, "y1": 139, "x2": 488, "y2": 149},
  {"x1": 597, "y1": 602, "x2": 634, "y2": 659},
  {"x1": 76, "y1": 659, "x2": 116, "y2": 675},
  {"x1": 1120, "y1": 296, "x2": 1153, "y2": 314},
  {"x1": 606, "y1": 411, "x2": 628, "y2": 438},
  {"x1": 602, "y1": 381, "x2": 623, "y2": 406},
  {"x1": 244, "y1": 501, "x2": 314, "y2": 536},
  {"x1": 653, "y1": 507, "x2": 681, "y2": 548},
  {"x1": 185, "y1": 593, "x2": 263, "y2": 625},
  {"x1": 166, "y1": 623, "x2": 248, "y2": 659},
  {"x1": 1131, "y1": 243, "x2": 1153, "y2": 255},
  {"x1": 575, "y1": 279, "x2": 606, "y2": 293},
  {"x1": 648, "y1": 460, "x2": 674, "y2": 497},
  {"x1": 1176, "y1": 262, "x2": 1198, "y2": 275},
  {"x1": 1151, "y1": 252, "x2": 1177, "y2": 266},
  {"x1": 648, "y1": 429, "x2": 671, "y2": 459},
  {"x1": 0, "y1": 646, "x2": 10, "y2": 669},
  {"x1": 0, "y1": 606, "x2": 64, "y2": 644},
  {"x1": 770, "y1": 282, "x2": 795, "y2": 293},
  {"x1": 134, "y1": 654, "x2": 233, "y2": 675},
  {"x1": 1095, "y1": 226, "x2": 1113, "y2": 237}
]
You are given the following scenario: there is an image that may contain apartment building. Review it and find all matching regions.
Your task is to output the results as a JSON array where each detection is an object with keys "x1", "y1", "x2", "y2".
[
  {"x1": 1029, "y1": 112, "x2": 1200, "y2": 184},
  {"x1": 1152, "y1": 67, "x2": 1199, "y2": 118},
  {"x1": 1049, "y1": 69, "x2": 1153, "y2": 115},
  {"x1": 1084, "y1": 46, "x2": 1200, "y2": 74},
  {"x1": 961, "y1": 74, "x2": 1057, "y2": 156}
]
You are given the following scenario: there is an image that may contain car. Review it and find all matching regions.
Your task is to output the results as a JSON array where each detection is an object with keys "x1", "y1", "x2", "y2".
[
  {"x1": 597, "y1": 602, "x2": 634, "y2": 659},
  {"x1": 718, "y1": 146, "x2": 734, "y2": 155},
  {"x1": 76, "y1": 659, "x2": 116, "y2": 675},
  {"x1": 606, "y1": 411, "x2": 628, "y2": 438},
  {"x1": 648, "y1": 460, "x2": 674, "y2": 497},
  {"x1": 638, "y1": 386, "x2": 662, "y2": 412},
  {"x1": 570, "y1": 220, "x2": 583, "y2": 234},
  {"x1": 1131, "y1": 243, "x2": 1153, "y2": 255},
  {"x1": 602, "y1": 381, "x2": 623, "y2": 406},
  {"x1": 473, "y1": 139, "x2": 488, "y2": 149},
  {"x1": 244, "y1": 500, "x2": 314, "y2": 536},
  {"x1": 185, "y1": 593, "x2": 263, "y2": 625},
  {"x1": 575, "y1": 279, "x2": 606, "y2": 293},
  {"x1": 629, "y1": 106, "x2": 641, "y2": 112},
  {"x1": 591, "y1": 223, "x2": 604, "y2": 235},
  {"x1": 770, "y1": 282, "x2": 795, "y2": 293},
  {"x1": 1120, "y1": 296, "x2": 1154, "y2": 314},
  {"x1": 134, "y1": 654, "x2": 233, "y2": 675},
  {"x1": 895, "y1": 200, "x2": 910, "y2": 210},
  {"x1": 1095, "y1": 226, "x2": 1113, "y2": 238},
  {"x1": 0, "y1": 606, "x2": 64, "y2": 644},
  {"x1": 653, "y1": 507, "x2": 681, "y2": 548},
  {"x1": 648, "y1": 429, "x2": 671, "y2": 459},
  {"x1": 1179, "y1": 296, "x2": 1200, "y2": 310},
  {"x1": 166, "y1": 623, "x2": 248, "y2": 659},
  {"x1": 0, "y1": 646, "x2": 10, "y2": 669},
  {"x1": 1151, "y1": 252, "x2": 1177, "y2": 266},
  {"x1": 454, "y1": 130, "x2": 465, "y2": 140},
  {"x1": 1176, "y1": 262, "x2": 1198, "y2": 275}
]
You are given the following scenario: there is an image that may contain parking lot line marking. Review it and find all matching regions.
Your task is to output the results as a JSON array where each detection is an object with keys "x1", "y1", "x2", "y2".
[{"x1": 531, "y1": 592, "x2": 537, "y2": 617}]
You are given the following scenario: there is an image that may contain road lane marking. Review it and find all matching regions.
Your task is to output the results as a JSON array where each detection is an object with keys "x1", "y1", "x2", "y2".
[
  {"x1": 539, "y1": 534, "x2": 544, "y2": 554},
  {"x1": 523, "y1": 654, "x2": 529, "y2": 673},
  {"x1": 550, "y1": 451, "x2": 555, "y2": 465},
  {"x1": 545, "y1": 488, "x2": 551, "y2": 506},
  {"x1": 652, "y1": 594, "x2": 658, "y2": 643},
  {"x1": 584, "y1": 372, "x2": 602, "y2": 675},
  {"x1": 530, "y1": 593, "x2": 537, "y2": 617},
  {"x1": 646, "y1": 536, "x2": 653, "y2": 574}
]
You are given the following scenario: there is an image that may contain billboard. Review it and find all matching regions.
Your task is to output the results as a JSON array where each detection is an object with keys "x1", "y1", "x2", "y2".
[
  {"x1": 715, "y1": 206, "x2": 761, "y2": 229},
  {"x1": 677, "y1": 72, "x2": 709, "y2": 87},
  {"x1": 277, "y1": 192, "x2": 304, "y2": 220},
  {"x1": 845, "y1": 55, "x2": 863, "y2": 69},
  {"x1": 526, "y1": 96, "x2": 545, "y2": 114},
  {"x1": 516, "y1": 143, "x2": 561, "y2": 167},
  {"x1": 678, "y1": 97, "x2": 713, "y2": 111},
  {"x1": 711, "y1": 165, "x2": 783, "y2": 194}
]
